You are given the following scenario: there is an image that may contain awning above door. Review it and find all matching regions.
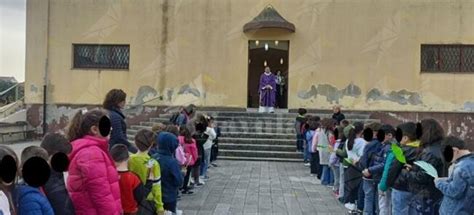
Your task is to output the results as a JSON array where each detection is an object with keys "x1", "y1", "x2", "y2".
[{"x1": 243, "y1": 5, "x2": 295, "y2": 33}]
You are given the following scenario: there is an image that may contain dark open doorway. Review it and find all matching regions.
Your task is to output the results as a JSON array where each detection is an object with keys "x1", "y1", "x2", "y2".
[{"x1": 247, "y1": 40, "x2": 289, "y2": 109}]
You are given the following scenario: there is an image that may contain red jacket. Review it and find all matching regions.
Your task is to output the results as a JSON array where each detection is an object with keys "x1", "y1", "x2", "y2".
[
  {"x1": 67, "y1": 135, "x2": 122, "y2": 215},
  {"x1": 178, "y1": 136, "x2": 198, "y2": 166}
]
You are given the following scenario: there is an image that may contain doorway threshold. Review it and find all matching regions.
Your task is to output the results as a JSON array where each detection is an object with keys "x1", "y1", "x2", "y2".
[{"x1": 246, "y1": 108, "x2": 289, "y2": 113}]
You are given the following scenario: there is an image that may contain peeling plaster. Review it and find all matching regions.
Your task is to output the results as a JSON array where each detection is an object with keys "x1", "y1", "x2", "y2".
[
  {"x1": 30, "y1": 85, "x2": 38, "y2": 93},
  {"x1": 464, "y1": 101, "x2": 474, "y2": 111},
  {"x1": 367, "y1": 88, "x2": 422, "y2": 106},
  {"x1": 178, "y1": 84, "x2": 201, "y2": 97},
  {"x1": 134, "y1": 86, "x2": 158, "y2": 105},
  {"x1": 297, "y1": 83, "x2": 361, "y2": 104}
]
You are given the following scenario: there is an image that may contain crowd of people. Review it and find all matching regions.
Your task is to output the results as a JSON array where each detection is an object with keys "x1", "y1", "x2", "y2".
[
  {"x1": 0, "y1": 89, "x2": 221, "y2": 215},
  {"x1": 295, "y1": 106, "x2": 474, "y2": 215}
]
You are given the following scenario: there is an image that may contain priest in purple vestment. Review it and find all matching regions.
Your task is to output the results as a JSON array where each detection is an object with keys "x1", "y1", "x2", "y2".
[{"x1": 259, "y1": 67, "x2": 277, "y2": 113}]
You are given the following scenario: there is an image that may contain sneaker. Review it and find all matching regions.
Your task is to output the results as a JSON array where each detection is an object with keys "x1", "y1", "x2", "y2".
[
  {"x1": 304, "y1": 163, "x2": 311, "y2": 167},
  {"x1": 344, "y1": 203, "x2": 356, "y2": 210},
  {"x1": 182, "y1": 190, "x2": 194, "y2": 195},
  {"x1": 211, "y1": 163, "x2": 218, "y2": 167},
  {"x1": 176, "y1": 210, "x2": 183, "y2": 215},
  {"x1": 196, "y1": 182, "x2": 205, "y2": 186}
]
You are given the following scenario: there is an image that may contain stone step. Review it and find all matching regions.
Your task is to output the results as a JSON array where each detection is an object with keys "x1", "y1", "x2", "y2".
[
  {"x1": 141, "y1": 121, "x2": 297, "y2": 130},
  {"x1": 219, "y1": 143, "x2": 295, "y2": 152},
  {"x1": 219, "y1": 149, "x2": 303, "y2": 159},
  {"x1": 218, "y1": 156, "x2": 302, "y2": 162},
  {"x1": 151, "y1": 116, "x2": 379, "y2": 124},
  {"x1": 219, "y1": 137, "x2": 295, "y2": 145},
  {"x1": 131, "y1": 125, "x2": 295, "y2": 134},
  {"x1": 220, "y1": 132, "x2": 295, "y2": 139},
  {"x1": 159, "y1": 112, "x2": 371, "y2": 119}
]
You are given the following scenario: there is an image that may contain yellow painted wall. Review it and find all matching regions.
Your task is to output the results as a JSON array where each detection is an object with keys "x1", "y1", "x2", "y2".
[{"x1": 26, "y1": 0, "x2": 474, "y2": 111}]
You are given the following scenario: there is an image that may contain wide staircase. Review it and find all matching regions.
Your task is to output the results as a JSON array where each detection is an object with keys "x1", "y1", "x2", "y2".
[{"x1": 127, "y1": 110, "x2": 377, "y2": 162}]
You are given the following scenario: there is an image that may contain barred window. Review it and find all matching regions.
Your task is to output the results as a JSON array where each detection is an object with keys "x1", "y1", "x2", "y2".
[
  {"x1": 421, "y1": 44, "x2": 474, "y2": 73},
  {"x1": 73, "y1": 44, "x2": 130, "y2": 69}
]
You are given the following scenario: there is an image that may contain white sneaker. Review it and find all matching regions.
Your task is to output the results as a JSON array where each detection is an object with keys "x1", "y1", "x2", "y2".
[
  {"x1": 176, "y1": 209, "x2": 183, "y2": 215},
  {"x1": 304, "y1": 163, "x2": 310, "y2": 167},
  {"x1": 344, "y1": 203, "x2": 356, "y2": 210}
]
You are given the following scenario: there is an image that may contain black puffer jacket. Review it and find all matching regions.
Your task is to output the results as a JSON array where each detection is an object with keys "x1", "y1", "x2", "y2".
[
  {"x1": 406, "y1": 141, "x2": 448, "y2": 200},
  {"x1": 386, "y1": 141, "x2": 421, "y2": 191}
]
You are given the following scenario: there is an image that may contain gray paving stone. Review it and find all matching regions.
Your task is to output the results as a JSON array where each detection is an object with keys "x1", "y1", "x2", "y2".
[{"x1": 178, "y1": 160, "x2": 346, "y2": 214}]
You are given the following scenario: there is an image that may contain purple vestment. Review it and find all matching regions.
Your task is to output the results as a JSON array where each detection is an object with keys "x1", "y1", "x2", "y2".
[{"x1": 259, "y1": 72, "x2": 277, "y2": 107}]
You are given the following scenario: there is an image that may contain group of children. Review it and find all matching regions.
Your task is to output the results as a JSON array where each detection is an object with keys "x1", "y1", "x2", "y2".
[
  {"x1": 295, "y1": 108, "x2": 474, "y2": 215},
  {"x1": 0, "y1": 109, "x2": 220, "y2": 215}
]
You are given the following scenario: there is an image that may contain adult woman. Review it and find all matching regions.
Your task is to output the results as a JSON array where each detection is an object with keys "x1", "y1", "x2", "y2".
[{"x1": 103, "y1": 89, "x2": 137, "y2": 153}]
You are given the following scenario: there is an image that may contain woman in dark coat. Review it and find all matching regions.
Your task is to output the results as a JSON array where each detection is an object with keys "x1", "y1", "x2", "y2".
[{"x1": 103, "y1": 89, "x2": 137, "y2": 153}]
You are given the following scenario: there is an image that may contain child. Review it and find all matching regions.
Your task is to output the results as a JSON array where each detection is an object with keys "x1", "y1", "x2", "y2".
[
  {"x1": 342, "y1": 122, "x2": 365, "y2": 211},
  {"x1": 0, "y1": 146, "x2": 18, "y2": 215},
  {"x1": 314, "y1": 118, "x2": 335, "y2": 186},
  {"x1": 40, "y1": 133, "x2": 75, "y2": 215},
  {"x1": 152, "y1": 132, "x2": 184, "y2": 213},
  {"x1": 306, "y1": 117, "x2": 320, "y2": 176},
  {"x1": 358, "y1": 122, "x2": 382, "y2": 215},
  {"x1": 66, "y1": 110, "x2": 122, "y2": 214},
  {"x1": 405, "y1": 119, "x2": 447, "y2": 214},
  {"x1": 365, "y1": 124, "x2": 395, "y2": 215},
  {"x1": 16, "y1": 146, "x2": 54, "y2": 215},
  {"x1": 329, "y1": 126, "x2": 342, "y2": 197},
  {"x1": 302, "y1": 115, "x2": 313, "y2": 166},
  {"x1": 210, "y1": 123, "x2": 221, "y2": 167},
  {"x1": 295, "y1": 108, "x2": 307, "y2": 152},
  {"x1": 192, "y1": 119, "x2": 208, "y2": 186},
  {"x1": 379, "y1": 122, "x2": 421, "y2": 215},
  {"x1": 435, "y1": 136, "x2": 474, "y2": 215},
  {"x1": 150, "y1": 123, "x2": 166, "y2": 155},
  {"x1": 111, "y1": 144, "x2": 148, "y2": 215},
  {"x1": 129, "y1": 129, "x2": 165, "y2": 214},
  {"x1": 201, "y1": 116, "x2": 216, "y2": 180},
  {"x1": 178, "y1": 126, "x2": 198, "y2": 194}
]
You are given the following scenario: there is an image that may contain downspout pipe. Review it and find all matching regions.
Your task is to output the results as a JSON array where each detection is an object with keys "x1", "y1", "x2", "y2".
[{"x1": 43, "y1": 0, "x2": 51, "y2": 136}]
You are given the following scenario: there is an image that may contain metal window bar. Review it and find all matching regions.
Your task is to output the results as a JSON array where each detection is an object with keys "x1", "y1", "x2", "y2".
[{"x1": 73, "y1": 44, "x2": 129, "y2": 69}]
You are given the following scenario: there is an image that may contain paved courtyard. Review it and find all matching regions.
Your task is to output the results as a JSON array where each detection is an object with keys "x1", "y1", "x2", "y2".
[{"x1": 179, "y1": 160, "x2": 346, "y2": 215}]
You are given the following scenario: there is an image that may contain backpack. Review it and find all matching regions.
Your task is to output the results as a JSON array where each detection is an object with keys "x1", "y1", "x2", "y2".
[
  {"x1": 175, "y1": 144, "x2": 187, "y2": 166},
  {"x1": 169, "y1": 112, "x2": 180, "y2": 125}
]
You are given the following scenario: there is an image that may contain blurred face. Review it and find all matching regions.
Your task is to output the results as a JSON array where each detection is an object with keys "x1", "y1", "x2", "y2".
[
  {"x1": 384, "y1": 133, "x2": 393, "y2": 142},
  {"x1": 400, "y1": 135, "x2": 410, "y2": 145},
  {"x1": 265, "y1": 67, "x2": 270, "y2": 73},
  {"x1": 118, "y1": 100, "x2": 126, "y2": 109},
  {"x1": 333, "y1": 106, "x2": 340, "y2": 113},
  {"x1": 90, "y1": 125, "x2": 110, "y2": 140}
]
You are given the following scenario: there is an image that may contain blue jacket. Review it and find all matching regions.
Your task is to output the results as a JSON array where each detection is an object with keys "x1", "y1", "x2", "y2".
[
  {"x1": 152, "y1": 132, "x2": 184, "y2": 203},
  {"x1": 305, "y1": 130, "x2": 315, "y2": 152},
  {"x1": 108, "y1": 108, "x2": 137, "y2": 153},
  {"x1": 359, "y1": 139, "x2": 382, "y2": 178},
  {"x1": 436, "y1": 153, "x2": 474, "y2": 215},
  {"x1": 43, "y1": 171, "x2": 75, "y2": 215},
  {"x1": 15, "y1": 185, "x2": 54, "y2": 215},
  {"x1": 367, "y1": 142, "x2": 391, "y2": 181}
]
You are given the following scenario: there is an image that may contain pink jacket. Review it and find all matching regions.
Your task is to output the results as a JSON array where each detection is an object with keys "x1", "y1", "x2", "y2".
[
  {"x1": 67, "y1": 135, "x2": 122, "y2": 215},
  {"x1": 178, "y1": 136, "x2": 198, "y2": 166}
]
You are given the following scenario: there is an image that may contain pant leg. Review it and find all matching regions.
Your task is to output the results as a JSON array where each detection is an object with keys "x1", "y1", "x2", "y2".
[
  {"x1": 201, "y1": 148, "x2": 211, "y2": 177},
  {"x1": 378, "y1": 189, "x2": 392, "y2": 215},
  {"x1": 182, "y1": 166, "x2": 193, "y2": 192},
  {"x1": 363, "y1": 179, "x2": 377, "y2": 215},
  {"x1": 303, "y1": 141, "x2": 309, "y2": 162},
  {"x1": 192, "y1": 162, "x2": 201, "y2": 183},
  {"x1": 357, "y1": 181, "x2": 365, "y2": 210},
  {"x1": 163, "y1": 201, "x2": 177, "y2": 213},
  {"x1": 321, "y1": 165, "x2": 328, "y2": 185},
  {"x1": 391, "y1": 189, "x2": 413, "y2": 215},
  {"x1": 339, "y1": 165, "x2": 345, "y2": 198},
  {"x1": 331, "y1": 165, "x2": 340, "y2": 191},
  {"x1": 310, "y1": 152, "x2": 319, "y2": 174},
  {"x1": 329, "y1": 166, "x2": 334, "y2": 185}
]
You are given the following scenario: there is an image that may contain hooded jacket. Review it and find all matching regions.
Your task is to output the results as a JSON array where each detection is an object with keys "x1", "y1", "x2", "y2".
[
  {"x1": 152, "y1": 132, "x2": 183, "y2": 204},
  {"x1": 67, "y1": 135, "x2": 122, "y2": 215},
  {"x1": 15, "y1": 185, "x2": 54, "y2": 215},
  {"x1": 386, "y1": 141, "x2": 421, "y2": 191}
]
